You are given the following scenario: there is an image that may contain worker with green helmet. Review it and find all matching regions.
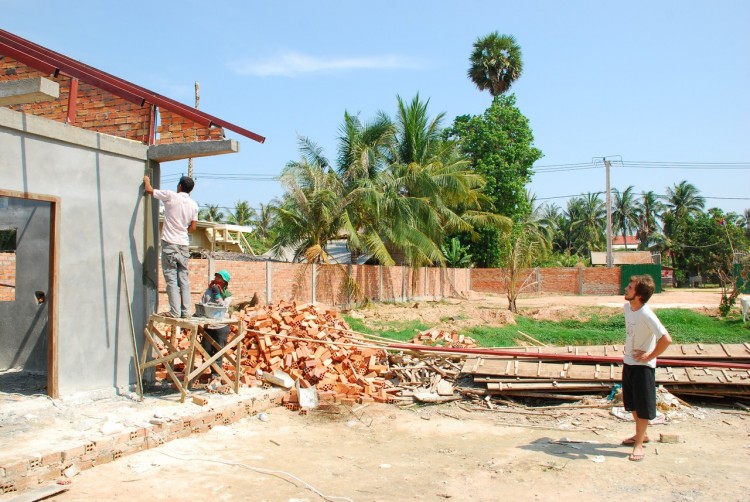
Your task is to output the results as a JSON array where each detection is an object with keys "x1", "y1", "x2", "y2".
[
  {"x1": 202, "y1": 269, "x2": 233, "y2": 305},
  {"x1": 200, "y1": 269, "x2": 233, "y2": 380}
]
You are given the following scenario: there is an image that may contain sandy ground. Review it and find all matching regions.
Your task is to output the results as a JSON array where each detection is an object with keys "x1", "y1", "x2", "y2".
[
  {"x1": 346, "y1": 287, "x2": 735, "y2": 330},
  {"x1": 4, "y1": 288, "x2": 749, "y2": 502},
  {"x1": 44, "y1": 401, "x2": 750, "y2": 502}
]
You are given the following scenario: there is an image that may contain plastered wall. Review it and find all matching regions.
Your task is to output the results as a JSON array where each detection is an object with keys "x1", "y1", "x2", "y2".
[{"x1": 0, "y1": 106, "x2": 149, "y2": 396}]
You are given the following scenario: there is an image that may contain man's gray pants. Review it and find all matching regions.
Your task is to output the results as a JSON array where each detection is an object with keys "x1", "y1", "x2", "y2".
[{"x1": 161, "y1": 240, "x2": 191, "y2": 317}]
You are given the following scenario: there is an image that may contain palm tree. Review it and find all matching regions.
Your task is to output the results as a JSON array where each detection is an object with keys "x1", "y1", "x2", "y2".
[
  {"x1": 271, "y1": 136, "x2": 353, "y2": 264},
  {"x1": 634, "y1": 191, "x2": 663, "y2": 250},
  {"x1": 663, "y1": 180, "x2": 705, "y2": 221},
  {"x1": 569, "y1": 193, "x2": 606, "y2": 258},
  {"x1": 612, "y1": 186, "x2": 639, "y2": 250},
  {"x1": 254, "y1": 201, "x2": 278, "y2": 241},
  {"x1": 468, "y1": 32, "x2": 523, "y2": 97},
  {"x1": 227, "y1": 200, "x2": 256, "y2": 227},
  {"x1": 198, "y1": 204, "x2": 224, "y2": 223}
]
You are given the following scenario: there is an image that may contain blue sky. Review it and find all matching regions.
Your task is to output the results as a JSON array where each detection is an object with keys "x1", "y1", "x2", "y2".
[{"x1": 4, "y1": 0, "x2": 750, "y2": 217}]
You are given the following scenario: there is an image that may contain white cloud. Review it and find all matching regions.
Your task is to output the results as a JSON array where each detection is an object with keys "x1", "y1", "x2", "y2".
[{"x1": 228, "y1": 51, "x2": 424, "y2": 77}]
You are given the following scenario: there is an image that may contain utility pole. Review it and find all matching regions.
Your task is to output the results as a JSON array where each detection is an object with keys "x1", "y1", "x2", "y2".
[
  {"x1": 187, "y1": 81, "x2": 200, "y2": 178},
  {"x1": 604, "y1": 158, "x2": 613, "y2": 268}
]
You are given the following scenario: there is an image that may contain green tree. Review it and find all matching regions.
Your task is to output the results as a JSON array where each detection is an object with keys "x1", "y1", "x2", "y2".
[
  {"x1": 441, "y1": 237, "x2": 472, "y2": 268},
  {"x1": 348, "y1": 95, "x2": 505, "y2": 267},
  {"x1": 634, "y1": 190, "x2": 663, "y2": 250},
  {"x1": 499, "y1": 214, "x2": 550, "y2": 312},
  {"x1": 468, "y1": 32, "x2": 523, "y2": 97},
  {"x1": 568, "y1": 193, "x2": 606, "y2": 258},
  {"x1": 271, "y1": 137, "x2": 352, "y2": 264},
  {"x1": 447, "y1": 95, "x2": 542, "y2": 219},
  {"x1": 612, "y1": 186, "x2": 639, "y2": 250},
  {"x1": 254, "y1": 201, "x2": 278, "y2": 241},
  {"x1": 198, "y1": 204, "x2": 224, "y2": 223},
  {"x1": 227, "y1": 200, "x2": 256, "y2": 226}
]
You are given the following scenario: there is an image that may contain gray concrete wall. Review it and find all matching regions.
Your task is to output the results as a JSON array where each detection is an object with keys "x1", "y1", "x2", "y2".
[
  {"x1": 0, "y1": 107, "x2": 149, "y2": 396},
  {"x1": 0, "y1": 198, "x2": 50, "y2": 371}
]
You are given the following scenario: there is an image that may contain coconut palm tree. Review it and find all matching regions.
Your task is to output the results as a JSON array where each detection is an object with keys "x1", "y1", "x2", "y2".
[
  {"x1": 612, "y1": 186, "x2": 639, "y2": 250},
  {"x1": 634, "y1": 191, "x2": 663, "y2": 250},
  {"x1": 198, "y1": 204, "x2": 224, "y2": 223},
  {"x1": 663, "y1": 180, "x2": 705, "y2": 221},
  {"x1": 254, "y1": 201, "x2": 278, "y2": 241},
  {"x1": 569, "y1": 193, "x2": 606, "y2": 257},
  {"x1": 227, "y1": 200, "x2": 256, "y2": 226},
  {"x1": 271, "y1": 137, "x2": 353, "y2": 264},
  {"x1": 468, "y1": 32, "x2": 523, "y2": 97}
]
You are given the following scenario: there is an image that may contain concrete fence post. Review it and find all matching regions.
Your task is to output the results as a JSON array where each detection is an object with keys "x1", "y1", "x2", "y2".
[
  {"x1": 378, "y1": 265, "x2": 383, "y2": 301},
  {"x1": 266, "y1": 261, "x2": 272, "y2": 304},
  {"x1": 578, "y1": 267, "x2": 584, "y2": 295},
  {"x1": 347, "y1": 264, "x2": 353, "y2": 306},
  {"x1": 311, "y1": 263, "x2": 316, "y2": 304},
  {"x1": 536, "y1": 267, "x2": 541, "y2": 293},
  {"x1": 401, "y1": 267, "x2": 406, "y2": 302}
]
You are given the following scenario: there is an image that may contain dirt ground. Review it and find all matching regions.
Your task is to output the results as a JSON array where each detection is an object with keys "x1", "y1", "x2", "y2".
[
  {"x1": 346, "y1": 287, "x2": 735, "y2": 330},
  {"x1": 8, "y1": 289, "x2": 750, "y2": 502},
  {"x1": 46, "y1": 400, "x2": 750, "y2": 501}
]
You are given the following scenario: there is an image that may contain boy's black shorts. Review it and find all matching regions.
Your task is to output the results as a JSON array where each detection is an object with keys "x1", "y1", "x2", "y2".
[{"x1": 622, "y1": 363, "x2": 657, "y2": 420}]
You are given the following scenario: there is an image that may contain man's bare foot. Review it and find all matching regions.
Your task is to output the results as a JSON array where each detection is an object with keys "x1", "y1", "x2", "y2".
[{"x1": 628, "y1": 447, "x2": 646, "y2": 461}]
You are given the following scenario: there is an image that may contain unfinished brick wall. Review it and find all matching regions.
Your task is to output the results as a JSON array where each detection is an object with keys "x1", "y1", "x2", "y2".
[
  {"x1": 0, "y1": 56, "x2": 223, "y2": 144},
  {"x1": 156, "y1": 260, "x2": 471, "y2": 309},
  {"x1": 0, "y1": 252, "x2": 15, "y2": 302},
  {"x1": 157, "y1": 109, "x2": 224, "y2": 143},
  {"x1": 472, "y1": 267, "x2": 621, "y2": 296}
]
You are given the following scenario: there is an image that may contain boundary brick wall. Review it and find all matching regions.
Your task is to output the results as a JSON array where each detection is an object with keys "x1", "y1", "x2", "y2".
[
  {"x1": 157, "y1": 259, "x2": 471, "y2": 309},
  {"x1": 472, "y1": 267, "x2": 620, "y2": 296},
  {"x1": 0, "y1": 252, "x2": 15, "y2": 302},
  {"x1": 0, "y1": 56, "x2": 222, "y2": 144}
]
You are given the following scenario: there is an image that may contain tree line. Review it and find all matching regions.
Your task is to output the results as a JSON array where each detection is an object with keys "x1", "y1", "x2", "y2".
[{"x1": 199, "y1": 32, "x2": 750, "y2": 296}]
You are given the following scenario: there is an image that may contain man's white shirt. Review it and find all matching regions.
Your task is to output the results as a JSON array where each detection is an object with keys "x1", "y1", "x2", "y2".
[
  {"x1": 623, "y1": 303, "x2": 668, "y2": 368},
  {"x1": 153, "y1": 189, "x2": 198, "y2": 246}
]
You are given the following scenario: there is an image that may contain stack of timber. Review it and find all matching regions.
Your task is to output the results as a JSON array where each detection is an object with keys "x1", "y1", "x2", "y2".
[{"x1": 461, "y1": 342, "x2": 750, "y2": 399}]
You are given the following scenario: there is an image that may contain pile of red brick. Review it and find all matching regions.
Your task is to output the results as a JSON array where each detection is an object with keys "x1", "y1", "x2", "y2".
[{"x1": 235, "y1": 302, "x2": 399, "y2": 407}]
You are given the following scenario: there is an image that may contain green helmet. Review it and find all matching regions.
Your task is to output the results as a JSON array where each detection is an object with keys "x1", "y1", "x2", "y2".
[{"x1": 216, "y1": 270, "x2": 231, "y2": 283}]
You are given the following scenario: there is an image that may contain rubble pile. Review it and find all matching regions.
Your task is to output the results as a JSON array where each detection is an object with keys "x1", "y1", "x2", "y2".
[{"x1": 235, "y1": 302, "x2": 399, "y2": 406}]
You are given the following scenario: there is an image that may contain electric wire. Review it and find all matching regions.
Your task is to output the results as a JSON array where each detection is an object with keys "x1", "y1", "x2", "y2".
[{"x1": 153, "y1": 450, "x2": 354, "y2": 502}]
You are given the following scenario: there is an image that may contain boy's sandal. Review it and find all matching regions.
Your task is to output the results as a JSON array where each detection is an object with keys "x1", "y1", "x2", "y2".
[{"x1": 621, "y1": 436, "x2": 650, "y2": 445}]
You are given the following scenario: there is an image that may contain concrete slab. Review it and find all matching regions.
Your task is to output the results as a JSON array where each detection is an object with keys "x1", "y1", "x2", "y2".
[
  {"x1": 148, "y1": 139, "x2": 239, "y2": 162},
  {"x1": 0, "y1": 77, "x2": 59, "y2": 106}
]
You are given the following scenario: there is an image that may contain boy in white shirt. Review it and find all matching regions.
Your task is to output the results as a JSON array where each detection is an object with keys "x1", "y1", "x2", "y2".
[{"x1": 621, "y1": 274, "x2": 672, "y2": 461}]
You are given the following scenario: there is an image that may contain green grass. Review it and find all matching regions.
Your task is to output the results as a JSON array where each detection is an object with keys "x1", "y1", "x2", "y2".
[
  {"x1": 345, "y1": 309, "x2": 750, "y2": 347},
  {"x1": 343, "y1": 316, "x2": 432, "y2": 342}
]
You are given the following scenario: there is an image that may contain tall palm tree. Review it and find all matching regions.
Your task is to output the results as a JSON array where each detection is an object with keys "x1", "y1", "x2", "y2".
[
  {"x1": 254, "y1": 201, "x2": 278, "y2": 241},
  {"x1": 271, "y1": 136, "x2": 354, "y2": 264},
  {"x1": 468, "y1": 32, "x2": 523, "y2": 97},
  {"x1": 612, "y1": 186, "x2": 639, "y2": 250},
  {"x1": 569, "y1": 193, "x2": 606, "y2": 257},
  {"x1": 634, "y1": 191, "x2": 663, "y2": 250},
  {"x1": 198, "y1": 204, "x2": 224, "y2": 223},
  {"x1": 227, "y1": 200, "x2": 256, "y2": 226},
  {"x1": 663, "y1": 180, "x2": 705, "y2": 221}
]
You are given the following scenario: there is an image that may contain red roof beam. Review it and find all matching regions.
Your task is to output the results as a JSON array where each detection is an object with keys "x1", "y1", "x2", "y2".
[
  {"x1": 0, "y1": 40, "x2": 58, "y2": 78},
  {"x1": 0, "y1": 29, "x2": 265, "y2": 143}
]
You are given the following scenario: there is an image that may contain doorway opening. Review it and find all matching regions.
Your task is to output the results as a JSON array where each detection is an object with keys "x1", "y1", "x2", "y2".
[{"x1": 0, "y1": 191, "x2": 58, "y2": 397}]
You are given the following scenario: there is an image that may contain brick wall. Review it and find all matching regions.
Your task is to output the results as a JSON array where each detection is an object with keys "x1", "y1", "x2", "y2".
[
  {"x1": 0, "y1": 252, "x2": 15, "y2": 302},
  {"x1": 472, "y1": 266, "x2": 621, "y2": 296},
  {"x1": 156, "y1": 259, "x2": 471, "y2": 310},
  {"x1": 0, "y1": 56, "x2": 223, "y2": 144}
]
